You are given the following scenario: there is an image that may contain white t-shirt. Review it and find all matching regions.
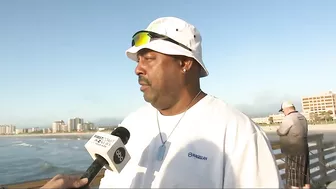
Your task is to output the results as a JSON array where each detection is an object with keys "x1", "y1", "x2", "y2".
[{"x1": 99, "y1": 95, "x2": 284, "y2": 188}]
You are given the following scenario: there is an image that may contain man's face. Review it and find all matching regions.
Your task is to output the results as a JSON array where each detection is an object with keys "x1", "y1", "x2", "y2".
[{"x1": 135, "y1": 49, "x2": 183, "y2": 107}]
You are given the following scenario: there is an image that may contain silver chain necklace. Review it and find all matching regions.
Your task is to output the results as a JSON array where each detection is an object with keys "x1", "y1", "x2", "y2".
[{"x1": 156, "y1": 90, "x2": 202, "y2": 161}]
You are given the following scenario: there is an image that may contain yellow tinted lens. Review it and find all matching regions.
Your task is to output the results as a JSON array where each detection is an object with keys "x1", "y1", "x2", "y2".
[{"x1": 133, "y1": 32, "x2": 150, "y2": 47}]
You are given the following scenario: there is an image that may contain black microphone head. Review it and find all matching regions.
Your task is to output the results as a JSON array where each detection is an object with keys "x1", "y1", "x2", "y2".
[{"x1": 111, "y1": 126, "x2": 130, "y2": 145}]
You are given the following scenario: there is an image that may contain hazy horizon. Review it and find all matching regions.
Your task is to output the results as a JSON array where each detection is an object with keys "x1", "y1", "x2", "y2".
[{"x1": 8, "y1": 93, "x2": 304, "y2": 128}]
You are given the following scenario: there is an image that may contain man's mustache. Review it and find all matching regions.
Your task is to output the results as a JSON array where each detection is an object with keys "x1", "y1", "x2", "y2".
[{"x1": 138, "y1": 76, "x2": 151, "y2": 86}]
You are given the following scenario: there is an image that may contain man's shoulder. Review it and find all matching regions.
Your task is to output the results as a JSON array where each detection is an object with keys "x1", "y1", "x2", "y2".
[
  {"x1": 281, "y1": 115, "x2": 293, "y2": 124},
  {"x1": 284, "y1": 112, "x2": 306, "y2": 122},
  {"x1": 205, "y1": 95, "x2": 252, "y2": 119},
  {"x1": 204, "y1": 95, "x2": 259, "y2": 131},
  {"x1": 205, "y1": 95, "x2": 270, "y2": 150},
  {"x1": 291, "y1": 112, "x2": 307, "y2": 120}
]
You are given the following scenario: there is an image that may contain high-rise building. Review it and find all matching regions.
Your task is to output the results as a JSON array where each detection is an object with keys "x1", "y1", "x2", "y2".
[
  {"x1": 0, "y1": 126, "x2": 6, "y2": 134},
  {"x1": 84, "y1": 122, "x2": 95, "y2": 130},
  {"x1": 74, "y1": 117, "x2": 84, "y2": 130},
  {"x1": 68, "y1": 118, "x2": 75, "y2": 132},
  {"x1": 68, "y1": 117, "x2": 84, "y2": 132},
  {"x1": 301, "y1": 91, "x2": 336, "y2": 119},
  {"x1": 0, "y1": 125, "x2": 16, "y2": 135},
  {"x1": 52, "y1": 120, "x2": 66, "y2": 133}
]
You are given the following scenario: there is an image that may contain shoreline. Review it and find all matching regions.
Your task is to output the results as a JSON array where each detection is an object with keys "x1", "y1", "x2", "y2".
[
  {"x1": 0, "y1": 131, "x2": 111, "y2": 138},
  {"x1": 0, "y1": 124, "x2": 335, "y2": 138}
]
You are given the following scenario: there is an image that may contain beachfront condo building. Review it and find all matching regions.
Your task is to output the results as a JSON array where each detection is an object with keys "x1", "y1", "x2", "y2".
[
  {"x1": 301, "y1": 91, "x2": 336, "y2": 119},
  {"x1": 52, "y1": 120, "x2": 67, "y2": 133},
  {"x1": 0, "y1": 124, "x2": 16, "y2": 135},
  {"x1": 68, "y1": 117, "x2": 84, "y2": 132},
  {"x1": 252, "y1": 113, "x2": 285, "y2": 124}
]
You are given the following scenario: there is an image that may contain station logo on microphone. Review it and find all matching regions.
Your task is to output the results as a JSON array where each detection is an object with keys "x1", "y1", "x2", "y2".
[
  {"x1": 93, "y1": 134, "x2": 114, "y2": 148},
  {"x1": 113, "y1": 147, "x2": 126, "y2": 164}
]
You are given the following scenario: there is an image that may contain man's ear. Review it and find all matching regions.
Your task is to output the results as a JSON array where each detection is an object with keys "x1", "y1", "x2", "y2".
[{"x1": 180, "y1": 57, "x2": 193, "y2": 72}]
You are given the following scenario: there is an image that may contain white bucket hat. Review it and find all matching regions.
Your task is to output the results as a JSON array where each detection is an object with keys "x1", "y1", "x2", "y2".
[{"x1": 125, "y1": 17, "x2": 209, "y2": 77}]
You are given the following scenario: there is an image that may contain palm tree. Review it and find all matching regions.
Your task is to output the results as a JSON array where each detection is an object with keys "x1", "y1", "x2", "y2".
[
  {"x1": 309, "y1": 112, "x2": 320, "y2": 123},
  {"x1": 323, "y1": 111, "x2": 333, "y2": 122}
]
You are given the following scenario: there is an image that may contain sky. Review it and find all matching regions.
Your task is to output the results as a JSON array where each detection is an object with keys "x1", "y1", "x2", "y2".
[{"x1": 0, "y1": 0, "x2": 335, "y2": 127}]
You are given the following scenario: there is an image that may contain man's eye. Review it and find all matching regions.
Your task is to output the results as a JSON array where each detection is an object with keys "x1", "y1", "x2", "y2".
[{"x1": 145, "y1": 56, "x2": 155, "y2": 60}]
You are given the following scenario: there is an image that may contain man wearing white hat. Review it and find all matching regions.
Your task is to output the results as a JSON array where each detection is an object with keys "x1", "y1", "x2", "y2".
[
  {"x1": 99, "y1": 17, "x2": 283, "y2": 188},
  {"x1": 277, "y1": 101, "x2": 310, "y2": 189}
]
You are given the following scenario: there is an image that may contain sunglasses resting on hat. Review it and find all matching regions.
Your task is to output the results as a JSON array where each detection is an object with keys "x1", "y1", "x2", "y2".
[{"x1": 131, "y1": 30, "x2": 192, "y2": 52}]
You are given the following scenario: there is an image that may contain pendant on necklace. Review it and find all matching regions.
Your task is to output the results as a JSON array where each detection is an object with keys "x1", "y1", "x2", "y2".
[{"x1": 157, "y1": 144, "x2": 166, "y2": 161}]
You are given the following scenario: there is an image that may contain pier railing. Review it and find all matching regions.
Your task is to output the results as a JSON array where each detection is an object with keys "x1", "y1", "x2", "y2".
[
  {"x1": 272, "y1": 133, "x2": 336, "y2": 188},
  {"x1": 2, "y1": 134, "x2": 336, "y2": 189}
]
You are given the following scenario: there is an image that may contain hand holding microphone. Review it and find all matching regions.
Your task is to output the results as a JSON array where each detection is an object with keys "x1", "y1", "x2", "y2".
[
  {"x1": 40, "y1": 174, "x2": 88, "y2": 189},
  {"x1": 77, "y1": 126, "x2": 131, "y2": 189},
  {"x1": 39, "y1": 127, "x2": 131, "y2": 189}
]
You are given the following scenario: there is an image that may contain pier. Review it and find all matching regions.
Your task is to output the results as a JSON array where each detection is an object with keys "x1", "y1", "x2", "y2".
[{"x1": 272, "y1": 134, "x2": 336, "y2": 188}]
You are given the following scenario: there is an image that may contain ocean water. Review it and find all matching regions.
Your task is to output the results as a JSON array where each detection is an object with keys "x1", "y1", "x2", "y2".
[
  {"x1": 0, "y1": 135, "x2": 93, "y2": 185},
  {"x1": 0, "y1": 131, "x2": 335, "y2": 186}
]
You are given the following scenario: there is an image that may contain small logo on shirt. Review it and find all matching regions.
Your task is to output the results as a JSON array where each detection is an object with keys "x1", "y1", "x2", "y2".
[{"x1": 188, "y1": 152, "x2": 208, "y2": 160}]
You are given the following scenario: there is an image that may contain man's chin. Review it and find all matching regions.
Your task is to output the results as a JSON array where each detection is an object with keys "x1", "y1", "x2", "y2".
[
  {"x1": 143, "y1": 93, "x2": 154, "y2": 104},
  {"x1": 143, "y1": 95, "x2": 150, "y2": 102}
]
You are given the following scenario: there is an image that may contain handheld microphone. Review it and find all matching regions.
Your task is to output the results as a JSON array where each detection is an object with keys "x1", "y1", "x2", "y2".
[{"x1": 78, "y1": 126, "x2": 131, "y2": 189}]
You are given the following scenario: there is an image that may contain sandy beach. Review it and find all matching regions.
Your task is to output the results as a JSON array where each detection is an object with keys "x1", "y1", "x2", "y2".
[
  {"x1": 261, "y1": 123, "x2": 336, "y2": 133},
  {"x1": 0, "y1": 124, "x2": 335, "y2": 139},
  {"x1": 261, "y1": 124, "x2": 336, "y2": 143}
]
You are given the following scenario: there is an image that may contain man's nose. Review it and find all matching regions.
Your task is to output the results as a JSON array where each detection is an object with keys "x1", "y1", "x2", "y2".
[{"x1": 135, "y1": 60, "x2": 146, "y2": 76}]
